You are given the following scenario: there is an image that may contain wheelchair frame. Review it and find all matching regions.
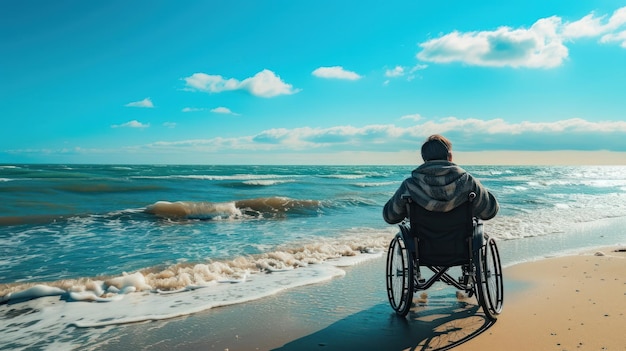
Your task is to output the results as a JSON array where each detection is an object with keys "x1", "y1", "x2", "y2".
[{"x1": 385, "y1": 193, "x2": 504, "y2": 320}]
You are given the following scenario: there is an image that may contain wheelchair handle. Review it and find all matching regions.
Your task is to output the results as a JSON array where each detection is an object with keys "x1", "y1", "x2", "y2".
[{"x1": 468, "y1": 192, "x2": 476, "y2": 203}]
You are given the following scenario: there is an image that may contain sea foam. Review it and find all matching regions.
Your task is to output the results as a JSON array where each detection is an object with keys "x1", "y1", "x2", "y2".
[{"x1": 0, "y1": 251, "x2": 382, "y2": 350}]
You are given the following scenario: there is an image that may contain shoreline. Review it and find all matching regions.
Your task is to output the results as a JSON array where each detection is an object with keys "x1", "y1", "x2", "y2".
[{"x1": 92, "y1": 245, "x2": 626, "y2": 351}]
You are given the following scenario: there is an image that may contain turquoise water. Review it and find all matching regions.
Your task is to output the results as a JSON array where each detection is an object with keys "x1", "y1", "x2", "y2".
[
  {"x1": 2, "y1": 164, "x2": 626, "y2": 286},
  {"x1": 1, "y1": 164, "x2": 625, "y2": 350}
]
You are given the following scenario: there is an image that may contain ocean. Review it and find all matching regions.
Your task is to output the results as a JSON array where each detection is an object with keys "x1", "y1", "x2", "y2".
[{"x1": 1, "y1": 164, "x2": 625, "y2": 350}]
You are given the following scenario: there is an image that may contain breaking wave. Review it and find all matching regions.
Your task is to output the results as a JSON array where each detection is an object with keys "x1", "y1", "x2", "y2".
[
  {"x1": 145, "y1": 197, "x2": 323, "y2": 220},
  {"x1": 0, "y1": 230, "x2": 390, "y2": 305}
]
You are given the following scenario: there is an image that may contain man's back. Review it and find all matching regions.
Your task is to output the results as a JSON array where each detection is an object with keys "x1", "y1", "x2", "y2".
[{"x1": 383, "y1": 161, "x2": 499, "y2": 224}]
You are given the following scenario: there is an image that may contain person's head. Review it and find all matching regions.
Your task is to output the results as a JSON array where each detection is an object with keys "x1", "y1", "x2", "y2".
[{"x1": 421, "y1": 134, "x2": 452, "y2": 162}]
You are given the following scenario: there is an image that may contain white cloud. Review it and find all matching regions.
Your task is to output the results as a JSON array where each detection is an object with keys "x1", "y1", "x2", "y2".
[
  {"x1": 409, "y1": 64, "x2": 428, "y2": 73},
  {"x1": 385, "y1": 64, "x2": 428, "y2": 77},
  {"x1": 562, "y1": 13, "x2": 606, "y2": 38},
  {"x1": 163, "y1": 122, "x2": 177, "y2": 128},
  {"x1": 183, "y1": 69, "x2": 299, "y2": 98},
  {"x1": 184, "y1": 73, "x2": 239, "y2": 93},
  {"x1": 312, "y1": 66, "x2": 362, "y2": 80},
  {"x1": 111, "y1": 120, "x2": 150, "y2": 129},
  {"x1": 400, "y1": 114, "x2": 423, "y2": 121},
  {"x1": 125, "y1": 98, "x2": 154, "y2": 108},
  {"x1": 385, "y1": 66, "x2": 405, "y2": 77},
  {"x1": 211, "y1": 107, "x2": 239, "y2": 115},
  {"x1": 422, "y1": 116, "x2": 626, "y2": 134},
  {"x1": 384, "y1": 64, "x2": 428, "y2": 83},
  {"x1": 416, "y1": 6, "x2": 626, "y2": 69},
  {"x1": 182, "y1": 107, "x2": 205, "y2": 112},
  {"x1": 417, "y1": 17, "x2": 567, "y2": 68},
  {"x1": 239, "y1": 70, "x2": 300, "y2": 97},
  {"x1": 564, "y1": 6, "x2": 626, "y2": 39},
  {"x1": 601, "y1": 30, "x2": 626, "y2": 48}
]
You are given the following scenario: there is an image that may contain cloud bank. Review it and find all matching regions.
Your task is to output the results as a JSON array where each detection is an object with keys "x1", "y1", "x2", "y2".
[
  {"x1": 143, "y1": 117, "x2": 626, "y2": 154},
  {"x1": 7, "y1": 117, "x2": 626, "y2": 164}
]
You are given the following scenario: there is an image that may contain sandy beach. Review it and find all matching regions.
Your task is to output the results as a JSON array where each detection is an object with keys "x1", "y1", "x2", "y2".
[
  {"x1": 94, "y1": 245, "x2": 625, "y2": 351},
  {"x1": 456, "y1": 247, "x2": 626, "y2": 351}
]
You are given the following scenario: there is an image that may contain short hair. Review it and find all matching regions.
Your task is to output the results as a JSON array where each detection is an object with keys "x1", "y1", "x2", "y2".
[{"x1": 421, "y1": 134, "x2": 452, "y2": 161}]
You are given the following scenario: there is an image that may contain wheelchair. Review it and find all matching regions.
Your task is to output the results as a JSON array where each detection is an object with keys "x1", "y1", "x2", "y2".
[{"x1": 385, "y1": 193, "x2": 503, "y2": 320}]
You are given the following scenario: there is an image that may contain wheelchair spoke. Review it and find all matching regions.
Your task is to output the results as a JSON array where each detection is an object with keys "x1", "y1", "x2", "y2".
[
  {"x1": 476, "y1": 238, "x2": 504, "y2": 320},
  {"x1": 386, "y1": 233, "x2": 413, "y2": 317}
]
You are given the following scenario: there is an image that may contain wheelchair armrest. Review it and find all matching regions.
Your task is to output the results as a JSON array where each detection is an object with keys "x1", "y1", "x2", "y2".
[{"x1": 400, "y1": 194, "x2": 413, "y2": 221}]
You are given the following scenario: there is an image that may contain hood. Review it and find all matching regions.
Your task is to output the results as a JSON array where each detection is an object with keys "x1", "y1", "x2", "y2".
[{"x1": 408, "y1": 160, "x2": 473, "y2": 210}]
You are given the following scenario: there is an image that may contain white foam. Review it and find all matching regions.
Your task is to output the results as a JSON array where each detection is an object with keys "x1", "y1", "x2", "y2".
[
  {"x1": 353, "y1": 181, "x2": 397, "y2": 187},
  {"x1": 105, "y1": 272, "x2": 152, "y2": 291},
  {"x1": 132, "y1": 174, "x2": 297, "y2": 181},
  {"x1": 242, "y1": 179, "x2": 294, "y2": 186},
  {"x1": 0, "y1": 253, "x2": 384, "y2": 350},
  {"x1": 327, "y1": 251, "x2": 383, "y2": 267},
  {"x1": 156, "y1": 284, "x2": 213, "y2": 294},
  {"x1": 487, "y1": 192, "x2": 626, "y2": 240},
  {"x1": 503, "y1": 185, "x2": 528, "y2": 192},
  {"x1": 321, "y1": 174, "x2": 368, "y2": 179},
  {"x1": 0, "y1": 284, "x2": 65, "y2": 303},
  {"x1": 69, "y1": 291, "x2": 125, "y2": 302}
]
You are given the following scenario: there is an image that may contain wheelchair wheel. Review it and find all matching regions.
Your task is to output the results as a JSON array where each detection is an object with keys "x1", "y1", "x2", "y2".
[
  {"x1": 386, "y1": 233, "x2": 414, "y2": 317},
  {"x1": 475, "y1": 237, "x2": 504, "y2": 320}
]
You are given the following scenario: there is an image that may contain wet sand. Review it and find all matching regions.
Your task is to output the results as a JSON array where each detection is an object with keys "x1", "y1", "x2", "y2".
[{"x1": 96, "y1": 246, "x2": 625, "y2": 351}]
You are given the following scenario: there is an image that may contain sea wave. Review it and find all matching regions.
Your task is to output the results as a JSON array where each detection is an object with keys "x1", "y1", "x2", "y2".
[
  {"x1": 0, "y1": 231, "x2": 390, "y2": 305},
  {"x1": 145, "y1": 197, "x2": 323, "y2": 220},
  {"x1": 0, "y1": 197, "x2": 323, "y2": 226},
  {"x1": 145, "y1": 201, "x2": 241, "y2": 220},
  {"x1": 352, "y1": 181, "x2": 397, "y2": 187},
  {"x1": 320, "y1": 174, "x2": 368, "y2": 180},
  {"x1": 0, "y1": 230, "x2": 389, "y2": 351},
  {"x1": 241, "y1": 179, "x2": 295, "y2": 186},
  {"x1": 487, "y1": 192, "x2": 626, "y2": 240},
  {"x1": 131, "y1": 174, "x2": 298, "y2": 181},
  {"x1": 0, "y1": 214, "x2": 84, "y2": 226},
  {"x1": 56, "y1": 183, "x2": 165, "y2": 194}
]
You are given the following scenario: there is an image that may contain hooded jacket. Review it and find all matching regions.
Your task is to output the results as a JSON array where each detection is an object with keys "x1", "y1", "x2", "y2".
[{"x1": 383, "y1": 160, "x2": 499, "y2": 224}]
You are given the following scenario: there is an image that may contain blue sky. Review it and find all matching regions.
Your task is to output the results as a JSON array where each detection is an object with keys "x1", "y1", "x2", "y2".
[{"x1": 1, "y1": 0, "x2": 625, "y2": 165}]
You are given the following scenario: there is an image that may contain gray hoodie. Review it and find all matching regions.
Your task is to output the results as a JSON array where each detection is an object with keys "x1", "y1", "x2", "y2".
[{"x1": 383, "y1": 160, "x2": 499, "y2": 224}]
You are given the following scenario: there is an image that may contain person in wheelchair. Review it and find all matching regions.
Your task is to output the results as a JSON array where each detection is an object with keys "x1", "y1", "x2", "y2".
[
  {"x1": 383, "y1": 134, "x2": 498, "y2": 225},
  {"x1": 382, "y1": 134, "x2": 503, "y2": 319}
]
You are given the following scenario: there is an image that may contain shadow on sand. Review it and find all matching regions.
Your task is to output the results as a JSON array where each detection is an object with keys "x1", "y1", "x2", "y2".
[{"x1": 272, "y1": 297, "x2": 495, "y2": 351}]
